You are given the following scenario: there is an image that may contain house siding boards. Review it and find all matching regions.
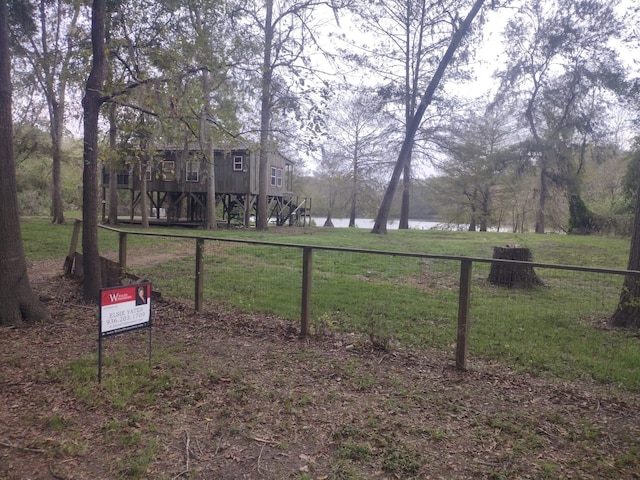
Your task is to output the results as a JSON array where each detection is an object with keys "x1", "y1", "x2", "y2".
[
  {"x1": 214, "y1": 150, "x2": 252, "y2": 195},
  {"x1": 102, "y1": 145, "x2": 308, "y2": 226},
  {"x1": 124, "y1": 147, "x2": 291, "y2": 197}
]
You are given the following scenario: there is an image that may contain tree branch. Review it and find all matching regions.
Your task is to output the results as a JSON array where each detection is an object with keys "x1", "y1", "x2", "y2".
[{"x1": 99, "y1": 66, "x2": 208, "y2": 104}]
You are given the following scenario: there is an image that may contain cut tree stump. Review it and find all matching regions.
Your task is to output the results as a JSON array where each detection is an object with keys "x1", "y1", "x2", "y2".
[{"x1": 488, "y1": 246, "x2": 544, "y2": 288}]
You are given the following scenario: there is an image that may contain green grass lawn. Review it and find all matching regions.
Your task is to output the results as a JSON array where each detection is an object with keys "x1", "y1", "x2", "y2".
[{"x1": 22, "y1": 217, "x2": 640, "y2": 391}]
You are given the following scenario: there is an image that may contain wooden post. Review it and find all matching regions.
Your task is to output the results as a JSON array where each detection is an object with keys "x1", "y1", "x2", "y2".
[
  {"x1": 118, "y1": 231, "x2": 127, "y2": 278},
  {"x1": 456, "y1": 259, "x2": 472, "y2": 370},
  {"x1": 300, "y1": 247, "x2": 313, "y2": 337},
  {"x1": 195, "y1": 238, "x2": 204, "y2": 312},
  {"x1": 63, "y1": 219, "x2": 82, "y2": 275}
]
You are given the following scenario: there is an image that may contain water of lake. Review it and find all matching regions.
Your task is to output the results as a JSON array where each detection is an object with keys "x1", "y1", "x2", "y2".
[{"x1": 311, "y1": 217, "x2": 466, "y2": 230}]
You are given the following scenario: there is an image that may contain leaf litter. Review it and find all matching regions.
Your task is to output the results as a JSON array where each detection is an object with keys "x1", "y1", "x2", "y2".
[{"x1": 0, "y1": 260, "x2": 638, "y2": 479}]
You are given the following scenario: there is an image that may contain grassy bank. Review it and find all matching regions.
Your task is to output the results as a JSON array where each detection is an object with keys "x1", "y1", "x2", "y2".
[{"x1": 22, "y1": 217, "x2": 640, "y2": 391}]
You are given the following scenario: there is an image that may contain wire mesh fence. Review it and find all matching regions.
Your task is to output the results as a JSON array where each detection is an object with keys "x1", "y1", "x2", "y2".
[
  {"x1": 201, "y1": 241, "x2": 304, "y2": 319},
  {"x1": 96, "y1": 225, "x2": 640, "y2": 389}
]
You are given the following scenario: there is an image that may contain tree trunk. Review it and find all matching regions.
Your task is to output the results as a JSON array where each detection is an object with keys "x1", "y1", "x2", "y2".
[
  {"x1": 323, "y1": 212, "x2": 334, "y2": 227},
  {"x1": 610, "y1": 164, "x2": 640, "y2": 328},
  {"x1": 0, "y1": 0, "x2": 48, "y2": 325},
  {"x1": 109, "y1": 160, "x2": 118, "y2": 224},
  {"x1": 399, "y1": 0, "x2": 424, "y2": 232},
  {"x1": 50, "y1": 102, "x2": 66, "y2": 224},
  {"x1": 469, "y1": 190, "x2": 477, "y2": 231},
  {"x1": 399, "y1": 160, "x2": 411, "y2": 229},
  {"x1": 202, "y1": 69, "x2": 217, "y2": 230},
  {"x1": 108, "y1": 103, "x2": 118, "y2": 225},
  {"x1": 140, "y1": 157, "x2": 149, "y2": 229},
  {"x1": 488, "y1": 246, "x2": 544, "y2": 288},
  {"x1": 371, "y1": 0, "x2": 486, "y2": 234},
  {"x1": 349, "y1": 147, "x2": 357, "y2": 227},
  {"x1": 535, "y1": 165, "x2": 548, "y2": 233},
  {"x1": 348, "y1": 189, "x2": 356, "y2": 227},
  {"x1": 82, "y1": 0, "x2": 107, "y2": 301},
  {"x1": 139, "y1": 117, "x2": 151, "y2": 229},
  {"x1": 37, "y1": 0, "x2": 79, "y2": 225},
  {"x1": 257, "y1": 0, "x2": 273, "y2": 231},
  {"x1": 480, "y1": 186, "x2": 490, "y2": 232}
]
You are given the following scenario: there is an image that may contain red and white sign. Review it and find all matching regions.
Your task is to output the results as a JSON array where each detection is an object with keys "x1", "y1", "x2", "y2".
[{"x1": 100, "y1": 283, "x2": 151, "y2": 336}]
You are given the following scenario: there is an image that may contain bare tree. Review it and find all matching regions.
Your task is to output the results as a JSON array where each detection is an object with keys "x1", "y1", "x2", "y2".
[
  {"x1": 0, "y1": 0, "x2": 48, "y2": 325},
  {"x1": 371, "y1": 0, "x2": 487, "y2": 234},
  {"x1": 243, "y1": 0, "x2": 344, "y2": 230},
  {"x1": 13, "y1": 0, "x2": 83, "y2": 224},
  {"x1": 184, "y1": 0, "x2": 243, "y2": 230},
  {"x1": 323, "y1": 91, "x2": 393, "y2": 226},
  {"x1": 350, "y1": 0, "x2": 473, "y2": 229},
  {"x1": 315, "y1": 145, "x2": 347, "y2": 225}
]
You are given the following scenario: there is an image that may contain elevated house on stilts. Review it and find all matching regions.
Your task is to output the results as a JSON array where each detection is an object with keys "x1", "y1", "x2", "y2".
[{"x1": 102, "y1": 144, "x2": 311, "y2": 227}]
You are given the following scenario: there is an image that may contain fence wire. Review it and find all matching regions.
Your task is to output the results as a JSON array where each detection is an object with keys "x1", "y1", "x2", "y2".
[{"x1": 99, "y1": 227, "x2": 640, "y2": 389}]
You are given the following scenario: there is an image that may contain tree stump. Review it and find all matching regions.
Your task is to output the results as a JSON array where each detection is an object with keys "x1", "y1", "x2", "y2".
[{"x1": 488, "y1": 246, "x2": 544, "y2": 288}]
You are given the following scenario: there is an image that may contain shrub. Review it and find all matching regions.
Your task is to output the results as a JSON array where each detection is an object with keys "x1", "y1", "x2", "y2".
[{"x1": 18, "y1": 190, "x2": 48, "y2": 215}]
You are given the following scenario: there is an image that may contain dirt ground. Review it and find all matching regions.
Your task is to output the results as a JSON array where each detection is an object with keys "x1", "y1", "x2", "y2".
[{"x1": 0, "y1": 259, "x2": 639, "y2": 479}]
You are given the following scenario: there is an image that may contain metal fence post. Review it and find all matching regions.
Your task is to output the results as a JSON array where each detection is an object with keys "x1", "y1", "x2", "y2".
[
  {"x1": 195, "y1": 238, "x2": 204, "y2": 312},
  {"x1": 300, "y1": 246, "x2": 313, "y2": 337},
  {"x1": 456, "y1": 259, "x2": 472, "y2": 370}
]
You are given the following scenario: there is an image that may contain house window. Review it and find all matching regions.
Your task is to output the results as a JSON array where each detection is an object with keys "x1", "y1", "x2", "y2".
[
  {"x1": 162, "y1": 161, "x2": 175, "y2": 181},
  {"x1": 144, "y1": 165, "x2": 152, "y2": 181},
  {"x1": 233, "y1": 156, "x2": 243, "y2": 171},
  {"x1": 186, "y1": 161, "x2": 199, "y2": 182},
  {"x1": 270, "y1": 167, "x2": 283, "y2": 187}
]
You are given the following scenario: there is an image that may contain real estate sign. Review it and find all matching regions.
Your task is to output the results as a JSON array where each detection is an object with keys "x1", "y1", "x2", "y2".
[
  {"x1": 98, "y1": 283, "x2": 152, "y2": 382},
  {"x1": 100, "y1": 283, "x2": 151, "y2": 336}
]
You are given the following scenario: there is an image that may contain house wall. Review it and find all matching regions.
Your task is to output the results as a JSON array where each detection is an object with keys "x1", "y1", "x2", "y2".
[
  {"x1": 256, "y1": 151, "x2": 293, "y2": 198},
  {"x1": 214, "y1": 150, "x2": 251, "y2": 194},
  {"x1": 110, "y1": 147, "x2": 293, "y2": 198}
]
